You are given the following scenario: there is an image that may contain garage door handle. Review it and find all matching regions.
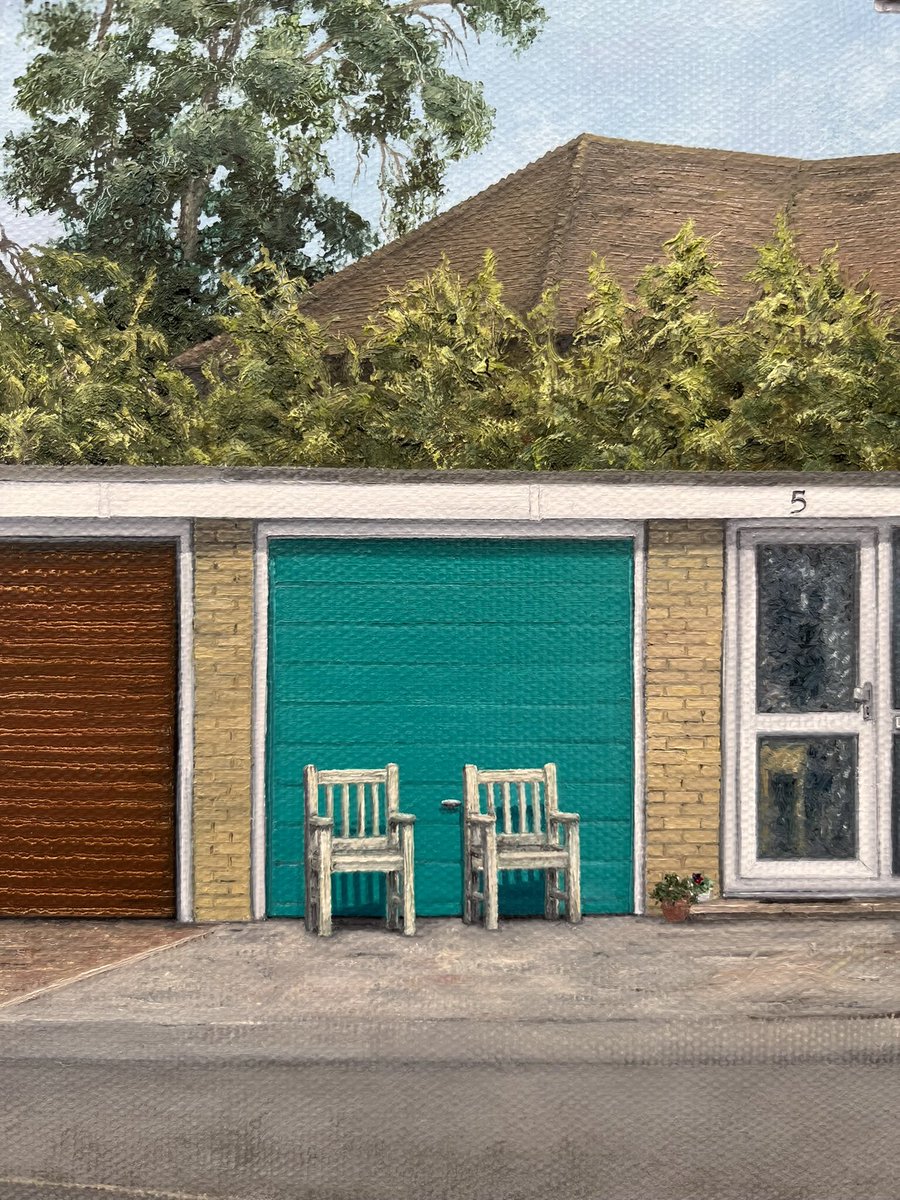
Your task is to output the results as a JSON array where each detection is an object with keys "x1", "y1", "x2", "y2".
[{"x1": 440, "y1": 798, "x2": 461, "y2": 811}]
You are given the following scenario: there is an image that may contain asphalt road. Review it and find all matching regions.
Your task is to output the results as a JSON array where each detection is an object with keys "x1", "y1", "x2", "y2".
[{"x1": 1, "y1": 1054, "x2": 898, "y2": 1200}]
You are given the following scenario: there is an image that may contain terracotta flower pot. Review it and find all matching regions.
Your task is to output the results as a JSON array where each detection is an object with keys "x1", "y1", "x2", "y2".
[{"x1": 660, "y1": 898, "x2": 692, "y2": 923}]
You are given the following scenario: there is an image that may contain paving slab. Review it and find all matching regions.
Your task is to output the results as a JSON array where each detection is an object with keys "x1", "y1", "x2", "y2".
[
  {"x1": 2, "y1": 914, "x2": 900, "y2": 1027},
  {"x1": 0, "y1": 920, "x2": 209, "y2": 1007}
]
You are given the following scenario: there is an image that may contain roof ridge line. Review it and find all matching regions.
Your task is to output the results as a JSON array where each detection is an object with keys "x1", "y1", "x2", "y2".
[
  {"x1": 539, "y1": 134, "x2": 592, "y2": 310},
  {"x1": 781, "y1": 155, "x2": 812, "y2": 240},
  {"x1": 570, "y1": 131, "x2": 804, "y2": 164},
  {"x1": 301, "y1": 135, "x2": 589, "y2": 314}
]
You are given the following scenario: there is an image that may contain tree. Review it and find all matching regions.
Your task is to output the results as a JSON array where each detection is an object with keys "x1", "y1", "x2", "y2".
[
  {"x1": 3, "y1": 0, "x2": 546, "y2": 349},
  {"x1": 2, "y1": 216, "x2": 897, "y2": 470},
  {"x1": 0, "y1": 233, "x2": 203, "y2": 463},
  {"x1": 200, "y1": 217, "x2": 900, "y2": 471},
  {"x1": 684, "y1": 217, "x2": 900, "y2": 470}
]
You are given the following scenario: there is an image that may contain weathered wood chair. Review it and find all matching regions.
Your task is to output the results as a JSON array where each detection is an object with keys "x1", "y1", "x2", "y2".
[
  {"x1": 460, "y1": 763, "x2": 581, "y2": 931},
  {"x1": 303, "y1": 763, "x2": 416, "y2": 937}
]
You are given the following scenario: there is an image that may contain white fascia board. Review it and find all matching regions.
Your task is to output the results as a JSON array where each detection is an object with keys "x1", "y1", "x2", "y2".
[
  {"x1": 108, "y1": 481, "x2": 534, "y2": 520},
  {"x1": 0, "y1": 483, "x2": 108, "y2": 518},
  {"x1": 3, "y1": 478, "x2": 900, "y2": 521},
  {"x1": 541, "y1": 483, "x2": 900, "y2": 520}
]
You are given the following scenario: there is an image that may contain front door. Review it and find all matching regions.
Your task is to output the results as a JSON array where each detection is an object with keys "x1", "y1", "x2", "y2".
[
  {"x1": 733, "y1": 527, "x2": 881, "y2": 892},
  {"x1": 264, "y1": 536, "x2": 635, "y2": 917}
]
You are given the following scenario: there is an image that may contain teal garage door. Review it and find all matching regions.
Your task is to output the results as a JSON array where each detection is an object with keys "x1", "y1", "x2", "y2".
[{"x1": 266, "y1": 538, "x2": 634, "y2": 917}]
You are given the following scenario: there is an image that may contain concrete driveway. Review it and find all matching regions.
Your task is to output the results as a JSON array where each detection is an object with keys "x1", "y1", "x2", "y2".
[
  {"x1": 0, "y1": 919, "x2": 207, "y2": 1007},
  {"x1": 3, "y1": 917, "x2": 900, "y2": 1200},
  {"x1": 1, "y1": 912, "x2": 900, "y2": 1046}
]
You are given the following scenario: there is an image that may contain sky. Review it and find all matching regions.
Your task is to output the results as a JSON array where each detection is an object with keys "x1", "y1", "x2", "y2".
[{"x1": 0, "y1": 0, "x2": 899, "y2": 247}]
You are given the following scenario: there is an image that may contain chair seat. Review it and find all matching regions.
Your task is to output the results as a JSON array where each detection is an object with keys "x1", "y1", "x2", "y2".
[
  {"x1": 497, "y1": 834, "x2": 554, "y2": 850},
  {"x1": 331, "y1": 851, "x2": 404, "y2": 873},
  {"x1": 469, "y1": 842, "x2": 569, "y2": 871}
]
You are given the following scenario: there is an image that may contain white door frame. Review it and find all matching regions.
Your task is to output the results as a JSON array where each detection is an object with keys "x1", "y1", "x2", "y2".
[
  {"x1": 0, "y1": 519, "x2": 195, "y2": 921},
  {"x1": 723, "y1": 518, "x2": 899, "y2": 896},
  {"x1": 250, "y1": 518, "x2": 647, "y2": 919}
]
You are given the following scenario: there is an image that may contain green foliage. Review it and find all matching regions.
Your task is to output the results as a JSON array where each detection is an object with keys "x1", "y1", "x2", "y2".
[
  {"x1": 686, "y1": 217, "x2": 900, "y2": 470},
  {"x1": 2, "y1": 215, "x2": 899, "y2": 470},
  {"x1": 0, "y1": 237, "x2": 204, "y2": 463},
  {"x1": 195, "y1": 254, "x2": 370, "y2": 465},
  {"x1": 3, "y1": 0, "x2": 547, "y2": 348},
  {"x1": 650, "y1": 873, "x2": 712, "y2": 905}
]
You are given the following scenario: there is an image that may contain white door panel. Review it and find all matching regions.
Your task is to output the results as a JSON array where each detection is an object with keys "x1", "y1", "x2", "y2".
[{"x1": 734, "y1": 527, "x2": 878, "y2": 891}]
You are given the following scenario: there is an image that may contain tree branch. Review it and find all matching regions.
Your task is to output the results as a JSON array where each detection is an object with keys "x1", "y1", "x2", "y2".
[
  {"x1": 95, "y1": 0, "x2": 117, "y2": 46},
  {"x1": 0, "y1": 227, "x2": 39, "y2": 312},
  {"x1": 304, "y1": 1, "x2": 472, "y2": 63},
  {"x1": 178, "y1": 176, "x2": 213, "y2": 263}
]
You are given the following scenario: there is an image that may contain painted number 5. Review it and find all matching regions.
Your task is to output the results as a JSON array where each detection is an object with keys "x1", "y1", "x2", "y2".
[{"x1": 790, "y1": 488, "x2": 807, "y2": 514}]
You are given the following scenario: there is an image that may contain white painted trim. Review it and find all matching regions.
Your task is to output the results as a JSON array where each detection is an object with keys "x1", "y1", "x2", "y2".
[
  {"x1": 10, "y1": 476, "x2": 900, "y2": 520},
  {"x1": 0, "y1": 518, "x2": 194, "y2": 539},
  {"x1": 253, "y1": 518, "x2": 643, "y2": 540},
  {"x1": 876, "y1": 527, "x2": 894, "y2": 880},
  {"x1": 250, "y1": 523, "x2": 270, "y2": 921},
  {"x1": 250, "y1": 518, "x2": 645, "y2": 919},
  {"x1": 175, "y1": 529, "x2": 195, "y2": 923},
  {"x1": 721, "y1": 524, "x2": 741, "y2": 897},
  {"x1": 0, "y1": 518, "x2": 194, "y2": 922},
  {"x1": 723, "y1": 519, "x2": 900, "y2": 897},
  {"x1": 631, "y1": 522, "x2": 647, "y2": 915}
]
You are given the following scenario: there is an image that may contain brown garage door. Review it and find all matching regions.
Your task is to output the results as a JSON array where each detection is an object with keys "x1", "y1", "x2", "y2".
[{"x1": 0, "y1": 542, "x2": 178, "y2": 917}]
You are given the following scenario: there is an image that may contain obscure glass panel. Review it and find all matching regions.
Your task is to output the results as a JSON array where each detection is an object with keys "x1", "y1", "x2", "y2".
[
  {"x1": 756, "y1": 543, "x2": 857, "y2": 713},
  {"x1": 892, "y1": 531, "x2": 900, "y2": 711},
  {"x1": 757, "y1": 737, "x2": 857, "y2": 860},
  {"x1": 893, "y1": 736, "x2": 900, "y2": 876}
]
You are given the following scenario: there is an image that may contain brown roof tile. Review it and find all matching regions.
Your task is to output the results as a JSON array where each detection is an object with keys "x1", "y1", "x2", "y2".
[{"x1": 176, "y1": 134, "x2": 900, "y2": 371}]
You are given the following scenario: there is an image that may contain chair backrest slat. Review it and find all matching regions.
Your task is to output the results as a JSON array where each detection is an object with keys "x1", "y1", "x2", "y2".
[
  {"x1": 304, "y1": 764, "x2": 399, "y2": 842},
  {"x1": 371, "y1": 781, "x2": 380, "y2": 836},
  {"x1": 544, "y1": 762, "x2": 559, "y2": 818},
  {"x1": 501, "y1": 782, "x2": 512, "y2": 834},
  {"x1": 517, "y1": 781, "x2": 528, "y2": 833},
  {"x1": 476, "y1": 768, "x2": 545, "y2": 784},
  {"x1": 463, "y1": 763, "x2": 557, "y2": 840}
]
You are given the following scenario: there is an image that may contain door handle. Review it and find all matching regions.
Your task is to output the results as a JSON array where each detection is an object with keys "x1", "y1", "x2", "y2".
[
  {"x1": 440, "y1": 798, "x2": 461, "y2": 811},
  {"x1": 852, "y1": 681, "x2": 873, "y2": 721}
]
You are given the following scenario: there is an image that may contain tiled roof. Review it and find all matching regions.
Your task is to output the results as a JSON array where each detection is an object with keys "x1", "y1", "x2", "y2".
[{"x1": 175, "y1": 133, "x2": 900, "y2": 373}]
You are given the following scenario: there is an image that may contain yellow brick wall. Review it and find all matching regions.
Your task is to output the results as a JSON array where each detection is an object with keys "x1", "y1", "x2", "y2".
[
  {"x1": 644, "y1": 520, "x2": 725, "y2": 910},
  {"x1": 192, "y1": 520, "x2": 254, "y2": 921}
]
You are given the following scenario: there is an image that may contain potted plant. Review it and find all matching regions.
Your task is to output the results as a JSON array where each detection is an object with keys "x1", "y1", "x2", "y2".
[{"x1": 650, "y1": 872, "x2": 712, "y2": 923}]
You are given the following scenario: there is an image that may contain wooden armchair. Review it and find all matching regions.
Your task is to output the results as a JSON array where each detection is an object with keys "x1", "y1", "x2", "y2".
[
  {"x1": 461, "y1": 763, "x2": 580, "y2": 931},
  {"x1": 303, "y1": 763, "x2": 416, "y2": 937}
]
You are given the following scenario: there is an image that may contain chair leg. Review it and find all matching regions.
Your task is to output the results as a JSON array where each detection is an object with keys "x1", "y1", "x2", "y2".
[
  {"x1": 566, "y1": 825, "x2": 582, "y2": 925},
  {"x1": 461, "y1": 830, "x2": 473, "y2": 924},
  {"x1": 462, "y1": 842, "x2": 478, "y2": 924},
  {"x1": 385, "y1": 871, "x2": 400, "y2": 930},
  {"x1": 482, "y1": 831, "x2": 499, "y2": 932},
  {"x1": 464, "y1": 859, "x2": 479, "y2": 924},
  {"x1": 400, "y1": 825, "x2": 416, "y2": 936},
  {"x1": 544, "y1": 866, "x2": 560, "y2": 921},
  {"x1": 317, "y1": 828, "x2": 333, "y2": 937},
  {"x1": 305, "y1": 869, "x2": 316, "y2": 932},
  {"x1": 304, "y1": 837, "x2": 317, "y2": 933}
]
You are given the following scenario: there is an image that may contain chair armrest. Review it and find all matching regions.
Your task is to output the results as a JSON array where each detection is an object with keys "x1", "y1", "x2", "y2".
[
  {"x1": 465, "y1": 813, "x2": 496, "y2": 825},
  {"x1": 308, "y1": 815, "x2": 334, "y2": 830},
  {"x1": 388, "y1": 812, "x2": 416, "y2": 825},
  {"x1": 551, "y1": 811, "x2": 580, "y2": 825}
]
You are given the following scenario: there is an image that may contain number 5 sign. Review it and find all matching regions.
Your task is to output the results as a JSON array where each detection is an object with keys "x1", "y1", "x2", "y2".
[{"x1": 790, "y1": 488, "x2": 807, "y2": 514}]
